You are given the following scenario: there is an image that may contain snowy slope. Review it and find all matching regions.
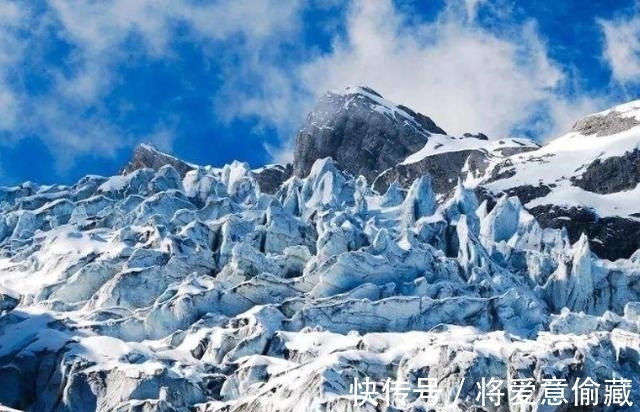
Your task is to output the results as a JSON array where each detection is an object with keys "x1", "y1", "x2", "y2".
[
  {"x1": 401, "y1": 134, "x2": 537, "y2": 165},
  {"x1": 483, "y1": 117, "x2": 640, "y2": 218}
]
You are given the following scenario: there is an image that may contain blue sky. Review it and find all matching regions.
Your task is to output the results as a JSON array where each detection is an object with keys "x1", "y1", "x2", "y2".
[{"x1": 0, "y1": 0, "x2": 639, "y2": 185}]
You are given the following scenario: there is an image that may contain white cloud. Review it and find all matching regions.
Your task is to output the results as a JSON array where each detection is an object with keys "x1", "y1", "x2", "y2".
[
  {"x1": 145, "y1": 126, "x2": 177, "y2": 154},
  {"x1": 0, "y1": 0, "x2": 303, "y2": 172},
  {"x1": 244, "y1": 0, "x2": 606, "y2": 163},
  {"x1": 48, "y1": 0, "x2": 301, "y2": 55},
  {"x1": 297, "y1": 0, "x2": 600, "y2": 140},
  {"x1": 463, "y1": 0, "x2": 487, "y2": 21},
  {"x1": 0, "y1": 89, "x2": 18, "y2": 132},
  {"x1": 45, "y1": 0, "x2": 303, "y2": 108},
  {"x1": 600, "y1": 14, "x2": 640, "y2": 84},
  {"x1": 264, "y1": 141, "x2": 294, "y2": 165},
  {"x1": 0, "y1": 1, "x2": 28, "y2": 133}
]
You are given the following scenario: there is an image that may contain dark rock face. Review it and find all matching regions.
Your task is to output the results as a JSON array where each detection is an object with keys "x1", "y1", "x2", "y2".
[
  {"x1": 486, "y1": 159, "x2": 516, "y2": 183},
  {"x1": 503, "y1": 184, "x2": 554, "y2": 205},
  {"x1": 493, "y1": 143, "x2": 538, "y2": 157},
  {"x1": 292, "y1": 87, "x2": 541, "y2": 196},
  {"x1": 463, "y1": 132, "x2": 488, "y2": 140},
  {"x1": 123, "y1": 144, "x2": 195, "y2": 178},
  {"x1": 292, "y1": 88, "x2": 444, "y2": 182},
  {"x1": 529, "y1": 204, "x2": 640, "y2": 260},
  {"x1": 572, "y1": 149, "x2": 640, "y2": 194},
  {"x1": 396, "y1": 104, "x2": 446, "y2": 135},
  {"x1": 571, "y1": 110, "x2": 640, "y2": 136},
  {"x1": 252, "y1": 164, "x2": 293, "y2": 194},
  {"x1": 483, "y1": 150, "x2": 549, "y2": 187},
  {"x1": 373, "y1": 140, "x2": 539, "y2": 195},
  {"x1": 373, "y1": 149, "x2": 487, "y2": 194}
]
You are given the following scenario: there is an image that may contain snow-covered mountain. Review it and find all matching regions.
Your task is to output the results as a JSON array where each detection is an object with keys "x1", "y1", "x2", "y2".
[
  {"x1": 293, "y1": 86, "x2": 540, "y2": 195},
  {"x1": 482, "y1": 101, "x2": 640, "y2": 260},
  {"x1": 1, "y1": 87, "x2": 640, "y2": 411}
]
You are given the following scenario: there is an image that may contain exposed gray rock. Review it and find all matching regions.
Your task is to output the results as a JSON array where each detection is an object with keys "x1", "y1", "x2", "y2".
[
  {"x1": 492, "y1": 140, "x2": 539, "y2": 157},
  {"x1": 529, "y1": 204, "x2": 640, "y2": 260},
  {"x1": 463, "y1": 132, "x2": 488, "y2": 140},
  {"x1": 485, "y1": 158, "x2": 516, "y2": 183},
  {"x1": 572, "y1": 110, "x2": 640, "y2": 136},
  {"x1": 373, "y1": 149, "x2": 485, "y2": 194},
  {"x1": 252, "y1": 164, "x2": 293, "y2": 194},
  {"x1": 502, "y1": 184, "x2": 554, "y2": 204},
  {"x1": 373, "y1": 144, "x2": 538, "y2": 195},
  {"x1": 292, "y1": 88, "x2": 540, "y2": 195},
  {"x1": 292, "y1": 86, "x2": 443, "y2": 182},
  {"x1": 122, "y1": 144, "x2": 195, "y2": 178},
  {"x1": 572, "y1": 148, "x2": 640, "y2": 194},
  {"x1": 477, "y1": 179, "x2": 640, "y2": 260},
  {"x1": 480, "y1": 135, "x2": 640, "y2": 260}
]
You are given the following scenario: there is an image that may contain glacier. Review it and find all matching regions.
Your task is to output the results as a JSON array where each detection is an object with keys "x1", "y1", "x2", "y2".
[{"x1": 1, "y1": 88, "x2": 640, "y2": 411}]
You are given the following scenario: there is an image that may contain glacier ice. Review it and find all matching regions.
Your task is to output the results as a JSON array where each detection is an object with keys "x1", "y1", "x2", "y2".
[{"x1": 0, "y1": 156, "x2": 639, "y2": 411}]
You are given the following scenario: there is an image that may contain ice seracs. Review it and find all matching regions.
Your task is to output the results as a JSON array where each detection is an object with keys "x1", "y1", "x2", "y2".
[{"x1": 0, "y1": 152, "x2": 639, "y2": 411}]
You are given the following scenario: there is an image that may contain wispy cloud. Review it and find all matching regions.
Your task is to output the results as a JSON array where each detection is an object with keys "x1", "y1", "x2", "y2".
[
  {"x1": 300, "y1": 1, "x2": 603, "y2": 138},
  {"x1": 599, "y1": 12, "x2": 640, "y2": 85},
  {"x1": 0, "y1": 0, "x2": 304, "y2": 173},
  {"x1": 0, "y1": 1, "x2": 27, "y2": 134},
  {"x1": 242, "y1": 0, "x2": 607, "y2": 161}
]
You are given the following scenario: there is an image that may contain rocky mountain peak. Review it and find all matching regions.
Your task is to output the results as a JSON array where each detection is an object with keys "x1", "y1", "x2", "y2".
[
  {"x1": 337, "y1": 86, "x2": 446, "y2": 136},
  {"x1": 122, "y1": 143, "x2": 195, "y2": 177},
  {"x1": 293, "y1": 87, "x2": 539, "y2": 197},
  {"x1": 292, "y1": 86, "x2": 445, "y2": 182}
]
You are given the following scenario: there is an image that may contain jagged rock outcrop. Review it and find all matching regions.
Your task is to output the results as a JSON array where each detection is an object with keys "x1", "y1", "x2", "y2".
[
  {"x1": 293, "y1": 86, "x2": 538, "y2": 195},
  {"x1": 251, "y1": 164, "x2": 293, "y2": 194},
  {"x1": 373, "y1": 146, "x2": 491, "y2": 194},
  {"x1": 293, "y1": 86, "x2": 443, "y2": 182},
  {"x1": 572, "y1": 104, "x2": 640, "y2": 136},
  {"x1": 572, "y1": 148, "x2": 640, "y2": 194},
  {"x1": 481, "y1": 101, "x2": 640, "y2": 260},
  {"x1": 122, "y1": 143, "x2": 195, "y2": 177},
  {"x1": 528, "y1": 204, "x2": 640, "y2": 260}
]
